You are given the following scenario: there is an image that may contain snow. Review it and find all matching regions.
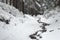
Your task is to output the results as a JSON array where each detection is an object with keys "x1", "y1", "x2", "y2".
[
  {"x1": 36, "y1": 6, "x2": 60, "y2": 40},
  {"x1": 0, "y1": 2, "x2": 40, "y2": 40},
  {"x1": 0, "y1": 2, "x2": 60, "y2": 40},
  {"x1": 41, "y1": 30, "x2": 60, "y2": 40},
  {"x1": 0, "y1": 2, "x2": 23, "y2": 17}
]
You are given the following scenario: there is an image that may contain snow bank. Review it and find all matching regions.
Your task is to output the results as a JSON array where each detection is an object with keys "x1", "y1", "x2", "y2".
[{"x1": 0, "y1": 2, "x2": 23, "y2": 17}]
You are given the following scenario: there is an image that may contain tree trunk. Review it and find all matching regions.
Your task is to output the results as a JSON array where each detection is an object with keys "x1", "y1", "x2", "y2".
[
  {"x1": 2, "y1": 0, "x2": 4, "y2": 3},
  {"x1": 13, "y1": 0, "x2": 17, "y2": 8},
  {"x1": 6, "y1": 0, "x2": 8, "y2": 4}
]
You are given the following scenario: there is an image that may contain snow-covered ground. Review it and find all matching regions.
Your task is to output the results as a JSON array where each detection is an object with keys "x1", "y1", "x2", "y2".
[
  {"x1": 0, "y1": 2, "x2": 40, "y2": 40},
  {"x1": 0, "y1": 2, "x2": 60, "y2": 40},
  {"x1": 36, "y1": 7, "x2": 60, "y2": 40}
]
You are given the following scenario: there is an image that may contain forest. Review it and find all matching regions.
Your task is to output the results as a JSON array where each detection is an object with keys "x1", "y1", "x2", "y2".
[{"x1": 0, "y1": 0, "x2": 60, "y2": 16}]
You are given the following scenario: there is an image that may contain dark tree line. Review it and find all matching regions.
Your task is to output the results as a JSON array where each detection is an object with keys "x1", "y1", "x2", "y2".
[
  {"x1": 58, "y1": 0, "x2": 60, "y2": 6},
  {"x1": 1, "y1": 0, "x2": 60, "y2": 16},
  {"x1": 1, "y1": 0, "x2": 24, "y2": 12},
  {"x1": 10, "y1": 0, "x2": 24, "y2": 11}
]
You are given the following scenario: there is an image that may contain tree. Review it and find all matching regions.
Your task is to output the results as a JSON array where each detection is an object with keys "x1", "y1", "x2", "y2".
[
  {"x1": 24, "y1": 0, "x2": 59, "y2": 15},
  {"x1": 2, "y1": 0, "x2": 4, "y2": 3},
  {"x1": 6, "y1": 0, "x2": 8, "y2": 4},
  {"x1": 58, "y1": 0, "x2": 60, "y2": 6},
  {"x1": 12, "y1": 0, "x2": 24, "y2": 11}
]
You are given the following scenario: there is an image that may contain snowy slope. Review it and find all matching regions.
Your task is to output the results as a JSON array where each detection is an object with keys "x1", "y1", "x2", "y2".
[
  {"x1": 0, "y1": 2, "x2": 23, "y2": 17},
  {"x1": 0, "y1": 12, "x2": 40, "y2": 40},
  {"x1": 0, "y1": 2, "x2": 41, "y2": 40},
  {"x1": 35, "y1": 6, "x2": 60, "y2": 40},
  {"x1": 0, "y1": 2, "x2": 60, "y2": 40}
]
